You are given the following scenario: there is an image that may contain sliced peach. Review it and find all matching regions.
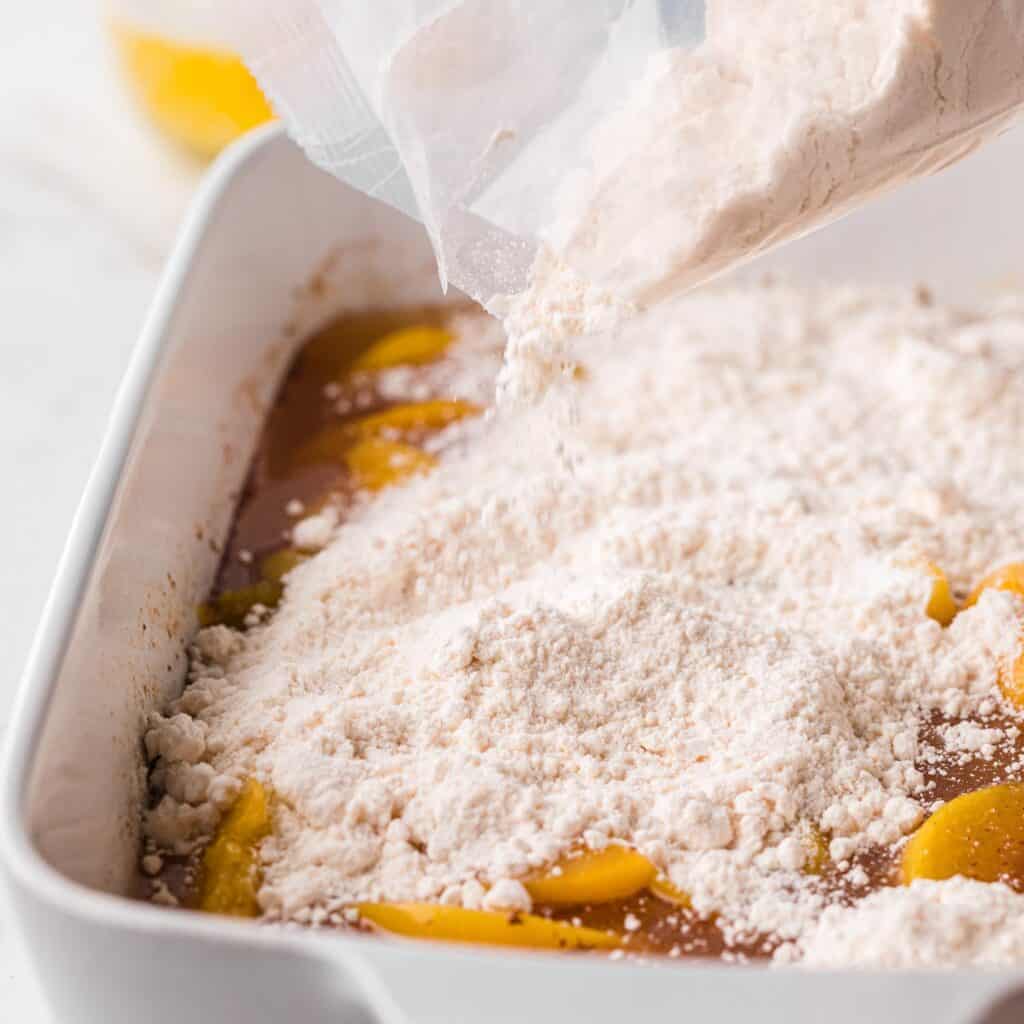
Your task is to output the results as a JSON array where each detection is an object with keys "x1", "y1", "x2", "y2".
[
  {"x1": 649, "y1": 876, "x2": 691, "y2": 909},
  {"x1": 1000, "y1": 648, "x2": 1024, "y2": 709},
  {"x1": 200, "y1": 779, "x2": 272, "y2": 917},
  {"x1": 110, "y1": 24, "x2": 272, "y2": 159},
  {"x1": 803, "y1": 826, "x2": 831, "y2": 876},
  {"x1": 296, "y1": 402, "x2": 478, "y2": 470},
  {"x1": 343, "y1": 439, "x2": 437, "y2": 492},
  {"x1": 965, "y1": 563, "x2": 1024, "y2": 609},
  {"x1": 356, "y1": 903, "x2": 620, "y2": 950},
  {"x1": 901, "y1": 783, "x2": 1024, "y2": 888},
  {"x1": 260, "y1": 548, "x2": 308, "y2": 584},
  {"x1": 348, "y1": 400, "x2": 480, "y2": 438},
  {"x1": 524, "y1": 846, "x2": 656, "y2": 907},
  {"x1": 197, "y1": 580, "x2": 283, "y2": 629},
  {"x1": 924, "y1": 563, "x2": 957, "y2": 627},
  {"x1": 352, "y1": 326, "x2": 454, "y2": 371}
]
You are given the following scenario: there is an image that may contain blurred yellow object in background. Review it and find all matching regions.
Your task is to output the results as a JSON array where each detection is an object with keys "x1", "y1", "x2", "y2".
[{"x1": 110, "y1": 22, "x2": 272, "y2": 158}]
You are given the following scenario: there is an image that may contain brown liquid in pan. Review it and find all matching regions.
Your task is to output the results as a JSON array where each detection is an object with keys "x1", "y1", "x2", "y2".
[{"x1": 215, "y1": 306, "x2": 453, "y2": 595}]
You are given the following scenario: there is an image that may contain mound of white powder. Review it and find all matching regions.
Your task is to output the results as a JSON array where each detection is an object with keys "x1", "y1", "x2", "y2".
[
  {"x1": 798, "y1": 879, "x2": 1024, "y2": 967},
  {"x1": 145, "y1": 280, "x2": 1024, "y2": 962}
]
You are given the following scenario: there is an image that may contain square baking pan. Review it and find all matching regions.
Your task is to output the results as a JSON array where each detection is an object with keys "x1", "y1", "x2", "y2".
[{"x1": 4, "y1": 124, "x2": 1024, "y2": 1024}]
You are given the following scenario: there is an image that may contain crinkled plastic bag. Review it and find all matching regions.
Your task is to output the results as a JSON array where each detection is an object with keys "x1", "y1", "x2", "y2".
[
  {"x1": 223, "y1": 1, "x2": 1024, "y2": 311},
  {"x1": 225, "y1": 0, "x2": 698, "y2": 303}
]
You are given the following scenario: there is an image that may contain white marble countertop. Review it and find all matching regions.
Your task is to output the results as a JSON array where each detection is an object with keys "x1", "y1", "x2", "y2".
[{"x1": 1, "y1": 5, "x2": 203, "y2": 1018}]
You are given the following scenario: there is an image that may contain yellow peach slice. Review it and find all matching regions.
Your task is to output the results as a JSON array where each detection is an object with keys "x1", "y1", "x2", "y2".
[
  {"x1": 965, "y1": 563, "x2": 1024, "y2": 609},
  {"x1": 110, "y1": 24, "x2": 272, "y2": 159},
  {"x1": 901, "y1": 783, "x2": 1024, "y2": 887},
  {"x1": 924, "y1": 563, "x2": 957, "y2": 627},
  {"x1": 356, "y1": 903, "x2": 620, "y2": 950},
  {"x1": 803, "y1": 826, "x2": 831, "y2": 876},
  {"x1": 197, "y1": 580, "x2": 283, "y2": 629},
  {"x1": 296, "y1": 401, "x2": 478, "y2": 471},
  {"x1": 524, "y1": 847, "x2": 657, "y2": 907},
  {"x1": 348, "y1": 400, "x2": 481, "y2": 438},
  {"x1": 343, "y1": 439, "x2": 437, "y2": 492},
  {"x1": 649, "y1": 876, "x2": 692, "y2": 909},
  {"x1": 1000, "y1": 647, "x2": 1024, "y2": 710},
  {"x1": 352, "y1": 326, "x2": 454, "y2": 371},
  {"x1": 260, "y1": 548, "x2": 308, "y2": 584},
  {"x1": 200, "y1": 779, "x2": 272, "y2": 917}
]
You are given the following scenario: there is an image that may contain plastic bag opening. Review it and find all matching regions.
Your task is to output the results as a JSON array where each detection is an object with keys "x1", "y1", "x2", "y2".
[
  {"x1": 225, "y1": 0, "x2": 696, "y2": 306},
  {"x1": 224, "y1": 1, "x2": 1024, "y2": 323}
]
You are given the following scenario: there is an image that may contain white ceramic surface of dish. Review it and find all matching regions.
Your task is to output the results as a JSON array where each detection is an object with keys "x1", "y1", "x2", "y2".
[{"x1": 4, "y1": 124, "x2": 1024, "y2": 1023}]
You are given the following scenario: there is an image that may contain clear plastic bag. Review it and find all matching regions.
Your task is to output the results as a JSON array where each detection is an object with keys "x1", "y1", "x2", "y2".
[
  {"x1": 224, "y1": 0, "x2": 692, "y2": 303},
  {"x1": 222, "y1": 2, "x2": 1024, "y2": 313}
]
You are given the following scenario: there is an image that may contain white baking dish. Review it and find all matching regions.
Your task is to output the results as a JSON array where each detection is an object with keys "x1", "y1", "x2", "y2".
[{"x1": 4, "y1": 123, "x2": 1024, "y2": 1024}]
